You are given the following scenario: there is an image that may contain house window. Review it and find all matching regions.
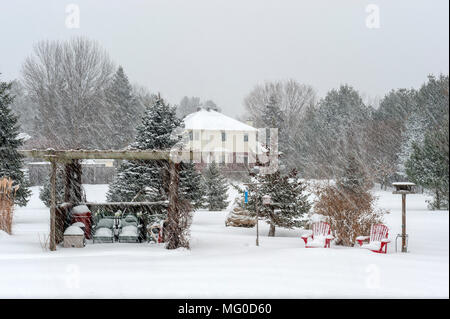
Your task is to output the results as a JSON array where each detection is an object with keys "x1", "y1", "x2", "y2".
[
  {"x1": 244, "y1": 156, "x2": 248, "y2": 166},
  {"x1": 244, "y1": 133, "x2": 248, "y2": 142},
  {"x1": 221, "y1": 131, "x2": 226, "y2": 142},
  {"x1": 189, "y1": 130, "x2": 193, "y2": 141}
]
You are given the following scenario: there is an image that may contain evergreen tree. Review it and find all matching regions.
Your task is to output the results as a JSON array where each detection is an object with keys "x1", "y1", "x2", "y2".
[
  {"x1": 235, "y1": 169, "x2": 310, "y2": 236},
  {"x1": 204, "y1": 161, "x2": 229, "y2": 210},
  {"x1": 337, "y1": 132, "x2": 371, "y2": 192},
  {"x1": 179, "y1": 162, "x2": 206, "y2": 209},
  {"x1": 396, "y1": 111, "x2": 425, "y2": 178},
  {"x1": 0, "y1": 77, "x2": 31, "y2": 206},
  {"x1": 406, "y1": 118, "x2": 449, "y2": 210},
  {"x1": 176, "y1": 96, "x2": 201, "y2": 119},
  {"x1": 304, "y1": 84, "x2": 372, "y2": 178},
  {"x1": 106, "y1": 66, "x2": 140, "y2": 148},
  {"x1": 203, "y1": 100, "x2": 220, "y2": 112},
  {"x1": 261, "y1": 94, "x2": 284, "y2": 129},
  {"x1": 337, "y1": 152, "x2": 369, "y2": 193},
  {"x1": 416, "y1": 74, "x2": 449, "y2": 128},
  {"x1": 261, "y1": 94, "x2": 285, "y2": 153},
  {"x1": 107, "y1": 95, "x2": 181, "y2": 202}
]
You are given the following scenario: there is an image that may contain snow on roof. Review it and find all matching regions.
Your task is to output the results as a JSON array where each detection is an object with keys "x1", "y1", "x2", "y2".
[
  {"x1": 392, "y1": 182, "x2": 416, "y2": 186},
  {"x1": 184, "y1": 109, "x2": 257, "y2": 132}
]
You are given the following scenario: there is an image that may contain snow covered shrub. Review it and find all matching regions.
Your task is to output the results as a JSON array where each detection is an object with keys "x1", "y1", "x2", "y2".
[
  {"x1": 225, "y1": 205, "x2": 256, "y2": 228},
  {"x1": 313, "y1": 185, "x2": 386, "y2": 246},
  {"x1": 0, "y1": 177, "x2": 19, "y2": 234}
]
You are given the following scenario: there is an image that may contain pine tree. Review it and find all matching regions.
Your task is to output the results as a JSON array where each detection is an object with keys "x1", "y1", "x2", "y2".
[
  {"x1": 106, "y1": 66, "x2": 140, "y2": 148},
  {"x1": 0, "y1": 77, "x2": 31, "y2": 206},
  {"x1": 305, "y1": 84, "x2": 372, "y2": 178},
  {"x1": 262, "y1": 94, "x2": 284, "y2": 129},
  {"x1": 203, "y1": 100, "x2": 220, "y2": 112},
  {"x1": 107, "y1": 95, "x2": 181, "y2": 202},
  {"x1": 204, "y1": 161, "x2": 229, "y2": 211},
  {"x1": 179, "y1": 162, "x2": 206, "y2": 209},
  {"x1": 406, "y1": 118, "x2": 449, "y2": 210},
  {"x1": 235, "y1": 169, "x2": 310, "y2": 236},
  {"x1": 396, "y1": 111, "x2": 425, "y2": 179},
  {"x1": 261, "y1": 94, "x2": 284, "y2": 152},
  {"x1": 337, "y1": 152, "x2": 369, "y2": 193}
]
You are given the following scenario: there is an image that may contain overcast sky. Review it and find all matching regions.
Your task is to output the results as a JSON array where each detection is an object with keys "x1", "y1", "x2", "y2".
[{"x1": 0, "y1": 0, "x2": 448, "y2": 117}]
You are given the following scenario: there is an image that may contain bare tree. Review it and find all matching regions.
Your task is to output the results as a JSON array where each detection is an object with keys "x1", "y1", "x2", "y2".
[
  {"x1": 244, "y1": 79, "x2": 317, "y2": 170},
  {"x1": 244, "y1": 79, "x2": 316, "y2": 129},
  {"x1": 22, "y1": 37, "x2": 115, "y2": 149}
]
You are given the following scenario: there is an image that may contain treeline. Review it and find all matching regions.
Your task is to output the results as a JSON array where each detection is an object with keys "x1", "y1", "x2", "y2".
[{"x1": 244, "y1": 75, "x2": 449, "y2": 209}]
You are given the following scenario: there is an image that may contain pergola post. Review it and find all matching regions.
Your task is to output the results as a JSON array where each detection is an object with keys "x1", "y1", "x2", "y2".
[
  {"x1": 64, "y1": 162, "x2": 73, "y2": 203},
  {"x1": 166, "y1": 161, "x2": 181, "y2": 249},
  {"x1": 49, "y1": 159, "x2": 57, "y2": 251},
  {"x1": 73, "y1": 160, "x2": 82, "y2": 203}
]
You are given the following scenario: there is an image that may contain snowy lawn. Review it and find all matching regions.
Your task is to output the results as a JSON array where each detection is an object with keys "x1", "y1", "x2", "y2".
[{"x1": 0, "y1": 185, "x2": 448, "y2": 298}]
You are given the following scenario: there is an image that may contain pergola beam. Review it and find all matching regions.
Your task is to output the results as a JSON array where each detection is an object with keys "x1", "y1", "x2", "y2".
[
  {"x1": 82, "y1": 201, "x2": 168, "y2": 207},
  {"x1": 19, "y1": 149, "x2": 174, "y2": 161}
]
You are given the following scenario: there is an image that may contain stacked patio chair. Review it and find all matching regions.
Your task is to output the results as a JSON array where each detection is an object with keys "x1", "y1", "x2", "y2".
[
  {"x1": 118, "y1": 214, "x2": 142, "y2": 243},
  {"x1": 92, "y1": 217, "x2": 115, "y2": 243}
]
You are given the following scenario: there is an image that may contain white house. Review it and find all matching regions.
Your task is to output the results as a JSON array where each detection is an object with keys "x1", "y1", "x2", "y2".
[{"x1": 182, "y1": 108, "x2": 265, "y2": 170}]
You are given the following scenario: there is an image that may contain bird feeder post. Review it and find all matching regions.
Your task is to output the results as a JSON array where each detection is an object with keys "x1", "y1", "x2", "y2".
[
  {"x1": 392, "y1": 182, "x2": 416, "y2": 253},
  {"x1": 401, "y1": 193, "x2": 406, "y2": 252}
]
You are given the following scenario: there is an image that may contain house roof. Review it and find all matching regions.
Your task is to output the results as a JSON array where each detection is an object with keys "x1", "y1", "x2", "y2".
[{"x1": 183, "y1": 109, "x2": 257, "y2": 132}]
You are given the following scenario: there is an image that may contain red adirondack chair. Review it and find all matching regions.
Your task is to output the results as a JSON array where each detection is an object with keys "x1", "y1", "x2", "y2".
[
  {"x1": 301, "y1": 221, "x2": 334, "y2": 248},
  {"x1": 356, "y1": 224, "x2": 391, "y2": 254}
]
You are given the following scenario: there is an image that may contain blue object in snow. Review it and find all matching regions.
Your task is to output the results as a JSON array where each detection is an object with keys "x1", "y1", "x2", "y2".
[{"x1": 244, "y1": 190, "x2": 248, "y2": 204}]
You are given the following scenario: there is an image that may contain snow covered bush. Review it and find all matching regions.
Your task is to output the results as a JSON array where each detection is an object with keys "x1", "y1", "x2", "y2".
[
  {"x1": 225, "y1": 206, "x2": 256, "y2": 228},
  {"x1": 313, "y1": 185, "x2": 386, "y2": 246}
]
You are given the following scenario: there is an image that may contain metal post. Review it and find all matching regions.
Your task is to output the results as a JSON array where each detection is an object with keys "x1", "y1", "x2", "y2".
[
  {"x1": 50, "y1": 160, "x2": 57, "y2": 251},
  {"x1": 402, "y1": 193, "x2": 407, "y2": 253}
]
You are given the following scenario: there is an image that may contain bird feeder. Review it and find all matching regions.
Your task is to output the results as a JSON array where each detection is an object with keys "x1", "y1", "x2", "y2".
[{"x1": 392, "y1": 182, "x2": 416, "y2": 252}]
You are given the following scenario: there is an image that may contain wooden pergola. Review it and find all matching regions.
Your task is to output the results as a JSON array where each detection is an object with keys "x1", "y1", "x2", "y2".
[{"x1": 20, "y1": 149, "x2": 187, "y2": 251}]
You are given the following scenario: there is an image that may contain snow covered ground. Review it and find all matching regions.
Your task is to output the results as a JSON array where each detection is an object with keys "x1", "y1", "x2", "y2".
[{"x1": 0, "y1": 185, "x2": 448, "y2": 298}]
